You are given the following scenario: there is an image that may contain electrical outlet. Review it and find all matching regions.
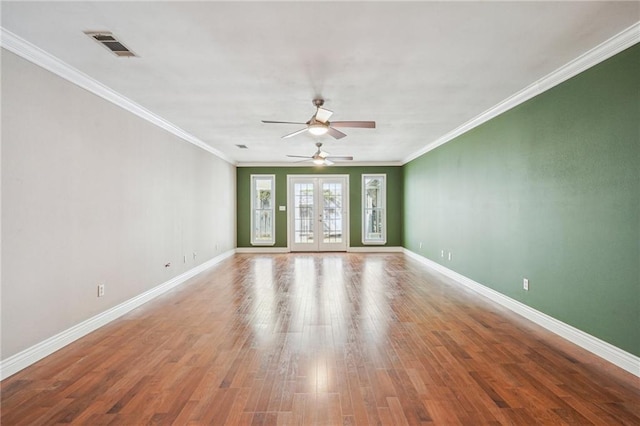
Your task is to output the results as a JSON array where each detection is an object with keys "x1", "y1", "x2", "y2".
[
  {"x1": 419, "y1": 242, "x2": 423, "y2": 249},
  {"x1": 448, "y1": 252, "x2": 452, "y2": 261},
  {"x1": 440, "y1": 250, "x2": 444, "y2": 258},
  {"x1": 193, "y1": 252, "x2": 197, "y2": 260},
  {"x1": 523, "y1": 278, "x2": 529, "y2": 291},
  {"x1": 97, "y1": 284, "x2": 105, "y2": 297},
  {"x1": 183, "y1": 255, "x2": 187, "y2": 263}
]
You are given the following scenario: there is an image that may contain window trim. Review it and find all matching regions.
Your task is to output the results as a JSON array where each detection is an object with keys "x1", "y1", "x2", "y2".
[
  {"x1": 362, "y1": 173, "x2": 387, "y2": 245},
  {"x1": 250, "y1": 174, "x2": 276, "y2": 246}
]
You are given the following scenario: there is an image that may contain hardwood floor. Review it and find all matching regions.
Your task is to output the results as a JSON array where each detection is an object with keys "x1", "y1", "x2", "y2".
[{"x1": 2, "y1": 253, "x2": 638, "y2": 425}]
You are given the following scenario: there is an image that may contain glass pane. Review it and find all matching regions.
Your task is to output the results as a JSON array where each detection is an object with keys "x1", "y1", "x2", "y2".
[
  {"x1": 365, "y1": 208, "x2": 384, "y2": 240},
  {"x1": 323, "y1": 182, "x2": 343, "y2": 243},
  {"x1": 294, "y1": 183, "x2": 314, "y2": 243},
  {"x1": 255, "y1": 179, "x2": 272, "y2": 209},
  {"x1": 365, "y1": 178, "x2": 381, "y2": 209},
  {"x1": 254, "y1": 209, "x2": 273, "y2": 241}
]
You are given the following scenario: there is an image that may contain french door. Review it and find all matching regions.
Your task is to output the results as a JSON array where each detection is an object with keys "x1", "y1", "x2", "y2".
[{"x1": 288, "y1": 175, "x2": 349, "y2": 252}]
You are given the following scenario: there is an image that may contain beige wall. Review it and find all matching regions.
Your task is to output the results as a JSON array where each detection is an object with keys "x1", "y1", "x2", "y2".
[{"x1": 1, "y1": 50, "x2": 236, "y2": 359}]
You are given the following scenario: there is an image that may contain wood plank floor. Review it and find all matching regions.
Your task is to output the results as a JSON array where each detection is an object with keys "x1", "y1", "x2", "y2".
[{"x1": 2, "y1": 253, "x2": 639, "y2": 425}]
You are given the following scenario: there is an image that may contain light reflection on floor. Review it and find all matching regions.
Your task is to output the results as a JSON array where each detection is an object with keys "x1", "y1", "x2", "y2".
[{"x1": 245, "y1": 253, "x2": 394, "y2": 395}]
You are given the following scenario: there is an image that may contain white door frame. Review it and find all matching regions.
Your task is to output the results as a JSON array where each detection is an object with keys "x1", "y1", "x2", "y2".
[{"x1": 287, "y1": 174, "x2": 350, "y2": 252}]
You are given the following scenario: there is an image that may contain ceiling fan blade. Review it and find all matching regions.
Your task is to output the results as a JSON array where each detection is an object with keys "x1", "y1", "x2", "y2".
[
  {"x1": 323, "y1": 159, "x2": 335, "y2": 166},
  {"x1": 262, "y1": 120, "x2": 307, "y2": 125},
  {"x1": 330, "y1": 121, "x2": 376, "y2": 128},
  {"x1": 326, "y1": 155, "x2": 354, "y2": 161},
  {"x1": 286, "y1": 155, "x2": 312, "y2": 159},
  {"x1": 315, "y1": 107, "x2": 333, "y2": 123},
  {"x1": 282, "y1": 128, "x2": 309, "y2": 139},
  {"x1": 327, "y1": 127, "x2": 347, "y2": 139}
]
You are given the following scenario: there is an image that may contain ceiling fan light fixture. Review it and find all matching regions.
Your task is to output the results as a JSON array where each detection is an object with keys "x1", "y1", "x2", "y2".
[
  {"x1": 308, "y1": 123, "x2": 328, "y2": 136},
  {"x1": 287, "y1": 143, "x2": 349, "y2": 166},
  {"x1": 263, "y1": 98, "x2": 375, "y2": 139}
]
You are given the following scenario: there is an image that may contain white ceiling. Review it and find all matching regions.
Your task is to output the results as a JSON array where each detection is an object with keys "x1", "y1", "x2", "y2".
[{"x1": 2, "y1": 1, "x2": 638, "y2": 165}]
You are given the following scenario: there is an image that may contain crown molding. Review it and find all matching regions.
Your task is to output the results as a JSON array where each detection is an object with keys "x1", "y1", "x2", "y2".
[
  {"x1": 403, "y1": 22, "x2": 640, "y2": 164},
  {"x1": 4, "y1": 20, "x2": 637, "y2": 168},
  {"x1": 0, "y1": 27, "x2": 236, "y2": 166},
  {"x1": 237, "y1": 161, "x2": 403, "y2": 168}
]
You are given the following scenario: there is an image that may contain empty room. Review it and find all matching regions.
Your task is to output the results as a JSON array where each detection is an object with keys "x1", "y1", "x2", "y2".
[{"x1": 1, "y1": 2, "x2": 638, "y2": 425}]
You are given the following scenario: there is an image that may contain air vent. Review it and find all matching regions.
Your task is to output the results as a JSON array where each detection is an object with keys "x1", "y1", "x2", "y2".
[
  {"x1": 236, "y1": 144, "x2": 249, "y2": 149},
  {"x1": 85, "y1": 31, "x2": 137, "y2": 57}
]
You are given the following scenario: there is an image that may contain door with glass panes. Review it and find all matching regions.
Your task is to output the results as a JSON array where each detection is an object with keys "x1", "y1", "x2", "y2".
[{"x1": 288, "y1": 175, "x2": 348, "y2": 252}]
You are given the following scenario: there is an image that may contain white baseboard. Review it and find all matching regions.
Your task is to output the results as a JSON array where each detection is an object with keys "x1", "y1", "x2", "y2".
[
  {"x1": 403, "y1": 249, "x2": 640, "y2": 377},
  {"x1": 236, "y1": 246, "x2": 404, "y2": 254},
  {"x1": 6, "y1": 248, "x2": 635, "y2": 379},
  {"x1": 0, "y1": 249, "x2": 235, "y2": 380},
  {"x1": 235, "y1": 247, "x2": 290, "y2": 253},
  {"x1": 347, "y1": 246, "x2": 404, "y2": 253}
]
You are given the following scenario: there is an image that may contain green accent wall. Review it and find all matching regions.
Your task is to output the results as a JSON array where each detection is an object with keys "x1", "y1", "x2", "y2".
[
  {"x1": 403, "y1": 44, "x2": 640, "y2": 356},
  {"x1": 237, "y1": 166, "x2": 403, "y2": 248}
]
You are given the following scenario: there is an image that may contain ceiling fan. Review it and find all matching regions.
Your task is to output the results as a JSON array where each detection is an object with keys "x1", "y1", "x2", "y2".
[
  {"x1": 287, "y1": 142, "x2": 353, "y2": 166},
  {"x1": 262, "y1": 98, "x2": 375, "y2": 139}
]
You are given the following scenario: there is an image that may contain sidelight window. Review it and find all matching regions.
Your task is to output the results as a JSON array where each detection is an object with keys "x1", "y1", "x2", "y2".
[
  {"x1": 251, "y1": 175, "x2": 275, "y2": 245},
  {"x1": 362, "y1": 174, "x2": 386, "y2": 245}
]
